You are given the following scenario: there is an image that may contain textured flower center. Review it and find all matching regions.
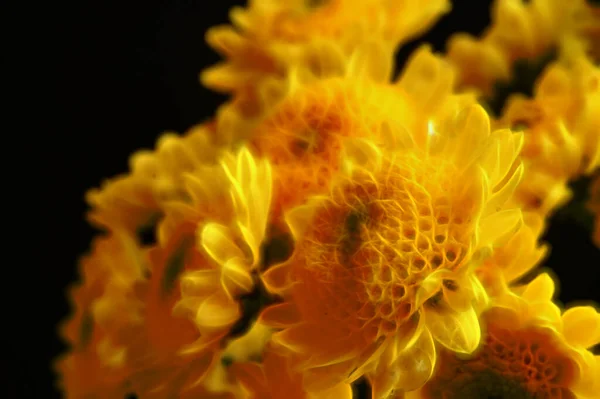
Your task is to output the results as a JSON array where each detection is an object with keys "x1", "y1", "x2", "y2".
[
  {"x1": 252, "y1": 79, "x2": 411, "y2": 217},
  {"x1": 420, "y1": 324, "x2": 578, "y2": 399},
  {"x1": 293, "y1": 155, "x2": 479, "y2": 338}
]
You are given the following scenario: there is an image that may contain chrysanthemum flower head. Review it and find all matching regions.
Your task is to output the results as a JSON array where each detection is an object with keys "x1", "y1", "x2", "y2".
[
  {"x1": 492, "y1": 45, "x2": 600, "y2": 221},
  {"x1": 56, "y1": 232, "x2": 147, "y2": 398},
  {"x1": 407, "y1": 272, "x2": 600, "y2": 399},
  {"x1": 202, "y1": 0, "x2": 451, "y2": 115},
  {"x1": 120, "y1": 222, "x2": 226, "y2": 398},
  {"x1": 85, "y1": 123, "x2": 221, "y2": 240},
  {"x1": 245, "y1": 43, "x2": 474, "y2": 228},
  {"x1": 258, "y1": 97, "x2": 525, "y2": 396}
]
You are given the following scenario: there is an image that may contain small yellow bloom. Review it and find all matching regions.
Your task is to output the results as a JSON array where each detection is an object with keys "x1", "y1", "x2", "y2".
[
  {"x1": 407, "y1": 273, "x2": 600, "y2": 399},
  {"x1": 85, "y1": 123, "x2": 222, "y2": 239},
  {"x1": 202, "y1": 0, "x2": 450, "y2": 118},
  {"x1": 447, "y1": 0, "x2": 599, "y2": 96},
  {"x1": 493, "y1": 47, "x2": 600, "y2": 221}
]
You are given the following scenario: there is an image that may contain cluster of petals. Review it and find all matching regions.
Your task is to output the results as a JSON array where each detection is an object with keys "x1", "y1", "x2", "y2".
[{"x1": 56, "y1": 1, "x2": 600, "y2": 398}]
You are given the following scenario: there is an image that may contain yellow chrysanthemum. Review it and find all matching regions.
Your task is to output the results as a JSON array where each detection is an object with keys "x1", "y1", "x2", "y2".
[
  {"x1": 407, "y1": 273, "x2": 600, "y2": 399},
  {"x1": 202, "y1": 0, "x2": 450, "y2": 117},
  {"x1": 217, "y1": 43, "x2": 473, "y2": 230},
  {"x1": 56, "y1": 232, "x2": 146, "y2": 398},
  {"x1": 257, "y1": 99, "x2": 525, "y2": 397},
  {"x1": 121, "y1": 223, "x2": 226, "y2": 398},
  {"x1": 493, "y1": 47, "x2": 600, "y2": 222},
  {"x1": 248, "y1": 48, "x2": 409, "y2": 222},
  {"x1": 500, "y1": 50, "x2": 600, "y2": 176},
  {"x1": 175, "y1": 145, "x2": 273, "y2": 304},
  {"x1": 85, "y1": 122, "x2": 222, "y2": 239},
  {"x1": 447, "y1": 0, "x2": 600, "y2": 96}
]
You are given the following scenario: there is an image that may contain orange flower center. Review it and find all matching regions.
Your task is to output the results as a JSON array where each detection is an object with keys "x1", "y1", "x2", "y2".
[
  {"x1": 292, "y1": 156, "x2": 479, "y2": 339},
  {"x1": 420, "y1": 322, "x2": 578, "y2": 399}
]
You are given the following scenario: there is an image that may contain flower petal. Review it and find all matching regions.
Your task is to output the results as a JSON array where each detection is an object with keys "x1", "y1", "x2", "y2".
[
  {"x1": 346, "y1": 40, "x2": 392, "y2": 83},
  {"x1": 259, "y1": 303, "x2": 302, "y2": 328},
  {"x1": 200, "y1": 223, "x2": 244, "y2": 266},
  {"x1": 478, "y1": 208, "x2": 523, "y2": 249},
  {"x1": 221, "y1": 257, "x2": 254, "y2": 296},
  {"x1": 521, "y1": 272, "x2": 556, "y2": 302},
  {"x1": 195, "y1": 293, "x2": 240, "y2": 329},
  {"x1": 369, "y1": 329, "x2": 436, "y2": 396},
  {"x1": 425, "y1": 305, "x2": 481, "y2": 354},
  {"x1": 285, "y1": 202, "x2": 319, "y2": 241},
  {"x1": 562, "y1": 306, "x2": 600, "y2": 349},
  {"x1": 261, "y1": 262, "x2": 293, "y2": 294},
  {"x1": 308, "y1": 383, "x2": 353, "y2": 399}
]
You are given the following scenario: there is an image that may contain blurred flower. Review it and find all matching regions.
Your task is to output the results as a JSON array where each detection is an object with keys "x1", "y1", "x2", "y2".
[
  {"x1": 85, "y1": 123, "x2": 221, "y2": 240},
  {"x1": 202, "y1": 0, "x2": 450, "y2": 117}
]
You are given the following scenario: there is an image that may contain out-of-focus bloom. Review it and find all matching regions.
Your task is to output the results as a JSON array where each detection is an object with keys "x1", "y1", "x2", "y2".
[
  {"x1": 122, "y1": 223, "x2": 225, "y2": 398},
  {"x1": 55, "y1": 232, "x2": 147, "y2": 398},
  {"x1": 447, "y1": 0, "x2": 600, "y2": 97},
  {"x1": 407, "y1": 273, "x2": 600, "y2": 399},
  {"x1": 259, "y1": 98, "x2": 525, "y2": 397},
  {"x1": 202, "y1": 0, "x2": 450, "y2": 117},
  {"x1": 494, "y1": 46, "x2": 600, "y2": 221},
  {"x1": 232, "y1": 343, "x2": 353, "y2": 399},
  {"x1": 85, "y1": 123, "x2": 221, "y2": 240},
  {"x1": 589, "y1": 174, "x2": 600, "y2": 248}
]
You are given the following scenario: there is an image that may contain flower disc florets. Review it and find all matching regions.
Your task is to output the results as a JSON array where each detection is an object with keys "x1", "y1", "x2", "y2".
[{"x1": 295, "y1": 154, "x2": 476, "y2": 338}]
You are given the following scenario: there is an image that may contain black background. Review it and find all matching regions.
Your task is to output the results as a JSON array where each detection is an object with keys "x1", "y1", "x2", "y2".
[{"x1": 11, "y1": 1, "x2": 599, "y2": 397}]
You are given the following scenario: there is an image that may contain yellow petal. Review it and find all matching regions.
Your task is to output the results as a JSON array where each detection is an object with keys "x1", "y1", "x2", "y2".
[
  {"x1": 370, "y1": 329, "x2": 436, "y2": 397},
  {"x1": 179, "y1": 269, "x2": 220, "y2": 297},
  {"x1": 259, "y1": 303, "x2": 302, "y2": 328},
  {"x1": 308, "y1": 383, "x2": 353, "y2": 399},
  {"x1": 222, "y1": 147, "x2": 273, "y2": 267},
  {"x1": 261, "y1": 262, "x2": 293, "y2": 294},
  {"x1": 478, "y1": 208, "x2": 523, "y2": 249},
  {"x1": 425, "y1": 306, "x2": 481, "y2": 354},
  {"x1": 195, "y1": 293, "x2": 240, "y2": 329},
  {"x1": 346, "y1": 41, "x2": 393, "y2": 83},
  {"x1": 341, "y1": 137, "x2": 383, "y2": 174},
  {"x1": 452, "y1": 104, "x2": 491, "y2": 166},
  {"x1": 521, "y1": 272, "x2": 556, "y2": 302},
  {"x1": 562, "y1": 306, "x2": 600, "y2": 349},
  {"x1": 414, "y1": 269, "x2": 449, "y2": 309},
  {"x1": 285, "y1": 202, "x2": 318, "y2": 241},
  {"x1": 444, "y1": 274, "x2": 489, "y2": 313},
  {"x1": 482, "y1": 163, "x2": 524, "y2": 218},
  {"x1": 221, "y1": 257, "x2": 254, "y2": 296},
  {"x1": 200, "y1": 223, "x2": 245, "y2": 266}
]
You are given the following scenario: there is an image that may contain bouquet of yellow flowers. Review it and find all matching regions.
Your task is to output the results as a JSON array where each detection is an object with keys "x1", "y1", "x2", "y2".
[{"x1": 55, "y1": 1, "x2": 600, "y2": 398}]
